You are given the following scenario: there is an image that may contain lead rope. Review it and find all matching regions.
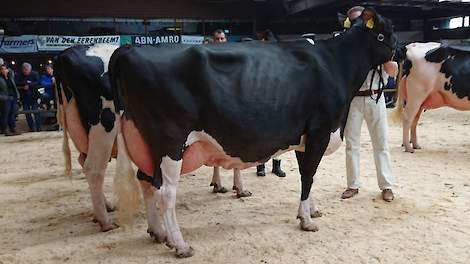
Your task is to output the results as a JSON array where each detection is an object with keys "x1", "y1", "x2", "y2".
[{"x1": 369, "y1": 65, "x2": 385, "y2": 103}]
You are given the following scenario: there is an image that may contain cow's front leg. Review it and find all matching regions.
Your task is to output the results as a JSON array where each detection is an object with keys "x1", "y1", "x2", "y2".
[
  {"x1": 232, "y1": 169, "x2": 252, "y2": 198},
  {"x1": 210, "y1": 167, "x2": 228, "y2": 193},
  {"x1": 158, "y1": 156, "x2": 193, "y2": 258},
  {"x1": 295, "y1": 132, "x2": 329, "y2": 231},
  {"x1": 137, "y1": 170, "x2": 167, "y2": 243},
  {"x1": 83, "y1": 123, "x2": 118, "y2": 232}
]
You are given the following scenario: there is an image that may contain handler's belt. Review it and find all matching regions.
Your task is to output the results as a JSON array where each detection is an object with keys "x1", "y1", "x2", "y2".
[{"x1": 355, "y1": 89, "x2": 380, "y2": 97}]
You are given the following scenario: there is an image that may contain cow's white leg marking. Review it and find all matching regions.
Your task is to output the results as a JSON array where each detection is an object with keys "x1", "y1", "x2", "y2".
[
  {"x1": 232, "y1": 169, "x2": 252, "y2": 198},
  {"x1": 140, "y1": 180, "x2": 166, "y2": 243},
  {"x1": 83, "y1": 119, "x2": 117, "y2": 232},
  {"x1": 210, "y1": 167, "x2": 227, "y2": 193},
  {"x1": 158, "y1": 156, "x2": 193, "y2": 258},
  {"x1": 297, "y1": 196, "x2": 319, "y2": 232}
]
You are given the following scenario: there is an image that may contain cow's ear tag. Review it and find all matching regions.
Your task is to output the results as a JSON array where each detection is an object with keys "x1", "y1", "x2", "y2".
[
  {"x1": 343, "y1": 18, "x2": 351, "y2": 28},
  {"x1": 366, "y1": 19, "x2": 375, "y2": 29}
]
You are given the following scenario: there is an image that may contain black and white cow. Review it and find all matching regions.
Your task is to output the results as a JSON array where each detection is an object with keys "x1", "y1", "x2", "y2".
[
  {"x1": 109, "y1": 8, "x2": 396, "y2": 258},
  {"x1": 55, "y1": 43, "x2": 253, "y2": 232},
  {"x1": 393, "y1": 42, "x2": 470, "y2": 152}
]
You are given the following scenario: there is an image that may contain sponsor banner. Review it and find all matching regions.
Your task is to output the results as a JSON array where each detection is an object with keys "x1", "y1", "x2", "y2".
[
  {"x1": 37, "y1": 35, "x2": 120, "y2": 51},
  {"x1": 0, "y1": 35, "x2": 37, "y2": 53},
  {"x1": 120, "y1": 35, "x2": 132, "y2": 46},
  {"x1": 132, "y1": 35, "x2": 181, "y2": 45},
  {"x1": 181, "y1": 35, "x2": 204, "y2": 45}
]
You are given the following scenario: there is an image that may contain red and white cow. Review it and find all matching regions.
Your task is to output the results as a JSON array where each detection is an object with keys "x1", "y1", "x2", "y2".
[{"x1": 394, "y1": 42, "x2": 470, "y2": 152}]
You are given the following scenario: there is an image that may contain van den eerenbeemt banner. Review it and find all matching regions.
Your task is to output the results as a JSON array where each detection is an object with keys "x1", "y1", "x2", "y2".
[{"x1": 37, "y1": 35, "x2": 121, "y2": 51}]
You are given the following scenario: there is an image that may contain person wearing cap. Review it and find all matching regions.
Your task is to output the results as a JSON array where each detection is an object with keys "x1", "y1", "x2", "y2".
[
  {"x1": 341, "y1": 6, "x2": 398, "y2": 202},
  {"x1": 16, "y1": 62, "x2": 42, "y2": 132}
]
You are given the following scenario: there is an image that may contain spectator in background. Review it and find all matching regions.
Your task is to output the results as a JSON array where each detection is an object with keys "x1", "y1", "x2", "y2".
[
  {"x1": 202, "y1": 38, "x2": 213, "y2": 44},
  {"x1": 39, "y1": 64, "x2": 56, "y2": 108},
  {"x1": 213, "y1": 29, "x2": 227, "y2": 43},
  {"x1": 256, "y1": 29, "x2": 278, "y2": 42},
  {"x1": 0, "y1": 57, "x2": 3, "y2": 124},
  {"x1": 0, "y1": 64, "x2": 20, "y2": 136},
  {"x1": 16, "y1": 62, "x2": 42, "y2": 132}
]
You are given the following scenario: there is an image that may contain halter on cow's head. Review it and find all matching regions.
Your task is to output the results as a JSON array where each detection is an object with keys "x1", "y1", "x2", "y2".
[{"x1": 339, "y1": 7, "x2": 397, "y2": 65}]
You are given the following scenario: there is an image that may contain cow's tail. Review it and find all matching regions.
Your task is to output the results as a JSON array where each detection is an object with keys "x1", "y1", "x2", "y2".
[
  {"x1": 55, "y1": 71, "x2": 72, "y2": 177},
  {"x1": 392, "y1": 61, "x2": 405, "y2": 124},
  {"x1": 110, "y1": 48, "x2": 141, "y2": 228}
]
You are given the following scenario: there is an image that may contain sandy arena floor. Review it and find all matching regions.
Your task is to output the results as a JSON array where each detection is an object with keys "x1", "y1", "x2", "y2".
[{"x1": 0, "y1": 108, "x2": 469, "y2": 264}]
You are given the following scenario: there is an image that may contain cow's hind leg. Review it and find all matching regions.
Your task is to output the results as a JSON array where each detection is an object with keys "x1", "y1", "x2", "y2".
[
  {"x1": 232, "y1": 169, "x2": 252, "y2": 198},
  {"x1": 411, "y1": 108, "x2": 423, "y2": 150},
  {"x1": 157, "y1": 155, "x2": 193, "y2": 258},
  {"x1": 137, "y1": 170, "x2": 167, "y2": 243},
  {"x1": 295, "y1": 131, "x2": 329, "y2": 231},
  {"x1": 83, "y1": 122, "x2": 118, "y2": 232},
  {"x1": 210, "y1": 167, "x2": 228, "y2": 193},
  {"x1": 402, "y1": 86, "x2": 427, "y2": 153}
]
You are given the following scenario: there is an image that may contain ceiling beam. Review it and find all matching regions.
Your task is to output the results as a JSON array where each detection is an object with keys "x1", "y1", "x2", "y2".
[{"x1": 284, "y1": 0, "x2": 338, "y2": 15}]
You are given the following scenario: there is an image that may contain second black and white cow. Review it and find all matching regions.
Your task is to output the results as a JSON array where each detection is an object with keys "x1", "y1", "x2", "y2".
[
  {"x1": 109, "y1": 8, "x2": 396, "y2": 258},
  {"x1": 55, "y1": 44, "x2": 123, "y2": 232}
]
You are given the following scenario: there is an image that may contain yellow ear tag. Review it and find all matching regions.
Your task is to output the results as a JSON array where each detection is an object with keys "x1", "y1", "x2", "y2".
[
  {"x1": 366, "y1": 19, "x2": 375, "y2": 29},
  {"x1": 343, "y1": 18, "x2": 351, "y2": 29}
]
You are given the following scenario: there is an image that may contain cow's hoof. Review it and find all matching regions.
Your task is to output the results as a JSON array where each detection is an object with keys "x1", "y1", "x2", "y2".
[
  {"x1": 212, "y1": 186, "x2": 228, "y2": 194},
  {"x1": 311, "y1": 210, "x2": 323, "y2": 218},
  {"x1": 236, "y1": 190, "x2": 253, "y2": 198},
  {"x1": 147, "y1": 229, "x2": 167, "y2": 243},
  {"x1": 404, "y1": 148, "x2": 415, "y2": 153},
  {"x1": 299, "y1": 221, "x2": 319, "y2": 232},
  {"x1": 413, "y1": 145, "x2": 422, "y2": 149},
  {"x1": 100, "y1": 222, "x2": 119, "y2": 232},
  {"x1": 106, "y1": 203, "x2": 116, "y2": 212},
  {"x1": 176, "y1": 247, "x2": 194, "y2": 258},
  {"x1": 165, "y1": 241, "x2": 175, "y2": 249}
]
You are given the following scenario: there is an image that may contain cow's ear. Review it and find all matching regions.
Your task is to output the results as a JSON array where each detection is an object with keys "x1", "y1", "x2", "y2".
[
  {"x1": 337, "y1": 13, "x2": 350, "y2": 28},
  {"x1": 361, "y1": 7, "x2": 378, "y2": 29}
]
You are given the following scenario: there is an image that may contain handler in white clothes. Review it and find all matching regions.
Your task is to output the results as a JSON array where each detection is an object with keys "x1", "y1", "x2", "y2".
[{"x1": 341, "y1": 6, "x2": 398, "y2": 202}]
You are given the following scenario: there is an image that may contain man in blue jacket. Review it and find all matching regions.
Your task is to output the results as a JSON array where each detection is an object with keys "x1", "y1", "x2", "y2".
[{"x1": 39, "y1": 64, "x2": 56, "y2": 107}]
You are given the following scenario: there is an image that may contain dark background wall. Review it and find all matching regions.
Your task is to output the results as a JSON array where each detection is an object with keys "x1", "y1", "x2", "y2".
[{"x1": 0, "y1": 0, "x2": 285, "y2": 20}]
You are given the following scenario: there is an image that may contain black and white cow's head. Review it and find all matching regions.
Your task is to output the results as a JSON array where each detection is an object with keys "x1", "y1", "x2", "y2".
[{"x1": 339, "y1": 7, "x2": 397, "y2": 66}]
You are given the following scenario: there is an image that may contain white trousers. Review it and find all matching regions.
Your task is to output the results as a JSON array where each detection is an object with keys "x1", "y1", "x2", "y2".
[{"x1": 344, "y1": 95, "x2": 393, "y2": 190}]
